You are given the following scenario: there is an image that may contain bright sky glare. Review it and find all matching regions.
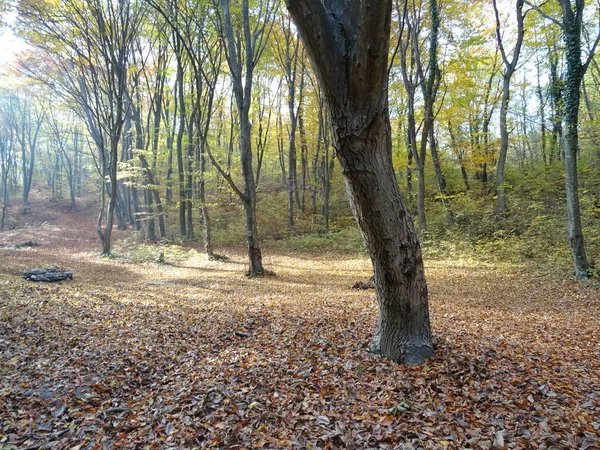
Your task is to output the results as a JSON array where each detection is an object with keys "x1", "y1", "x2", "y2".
[{"x1": 0, "y1": 10, "x2": 30, "y2": 77}]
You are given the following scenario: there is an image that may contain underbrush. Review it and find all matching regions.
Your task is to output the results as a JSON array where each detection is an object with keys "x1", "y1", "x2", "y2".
[
  {"x1": 138, "y1": 163, "x2": 600, "y2": 274},
  {"x1": 423, "y1": 187, "x2": 599, "y2": 273},
  {"x1": 111, "y1": 233, "x2": 208, "y2": 265},
  {"x1": 267, "y1": 226, "x2": 365, "y2": 255}
]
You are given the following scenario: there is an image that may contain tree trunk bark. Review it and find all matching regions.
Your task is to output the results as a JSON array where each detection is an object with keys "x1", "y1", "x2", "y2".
[
  {"x1": 240, "y1": 106, "x2": 264, "y2": 276},
  {"x1": 176, "y1": 60, "x2": 187, "y2": 237},
  {"x1": 334, "y1": 110, "x2": 432, "y2": 363},
  {"x1": 186, "y1": 113, "x2": 194, "y2": 238},
  {"x1": 493, "y1": 0, "x2": 524, "y2": 214},
  {"x1": 536, "y1": 57, "x2": 548, "y2": 166},
  {"x1": 286, "y1": 0, "x2": 433, "y2": 364},
  {"x1": 100, "y1": 139, "x2": 118, "y2": 256},
  {"x1": 560, "y1": 0, "x2": 590, "y2": 278},
  {"x1": 549, "y1": 46, "x2": 563, "y2": 163},
  {"x1": 496, "y1": 76, "x2": 511, "y2": 215}
]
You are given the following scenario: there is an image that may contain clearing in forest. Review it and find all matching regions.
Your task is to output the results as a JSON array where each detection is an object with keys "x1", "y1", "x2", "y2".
[{"x1": 0, "y1": 200, "x2": 599, "y2": 449}]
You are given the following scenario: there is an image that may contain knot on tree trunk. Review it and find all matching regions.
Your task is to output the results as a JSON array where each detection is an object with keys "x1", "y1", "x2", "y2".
[{"x1": 23, "y1": 268, "x2": 73, "y2": 282}]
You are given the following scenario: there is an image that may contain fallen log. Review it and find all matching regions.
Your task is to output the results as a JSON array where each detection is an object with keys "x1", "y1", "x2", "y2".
[
  {"x1": 0, "y1": 241, "x2": 41, "y2": 250},
  {"x1": 23, "y1": 268, "x2": 73, "y2": 282}
]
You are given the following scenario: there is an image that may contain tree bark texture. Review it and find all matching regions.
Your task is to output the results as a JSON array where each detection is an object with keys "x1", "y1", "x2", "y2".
[
  {"x1": 285, "y1": 0, "x2": 433, "y2": 364},
  {"x1": 558, "y1": 0, "x2": 593, "y2": 278}
]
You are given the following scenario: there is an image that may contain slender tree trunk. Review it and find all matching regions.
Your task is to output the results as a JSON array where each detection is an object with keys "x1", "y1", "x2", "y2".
[
  {"x1": 176, "y1": 59, "x2": 187, "y2": 237},
  {"x1": 277, "y1": 109, "x2": 287, "y2": 186},
  {"x1": 1, "y1": 150, "x2": 9, "y2": 231},
  {"x1": 197, "y1": 80, "x2": 216, "y2": 257},
  {"x1": 406, "y1": 102, "x2": 423, "y2": 230},
  {"x1": 131, "y1": 186, "x2": 141, "y2": 231},
  {"x1": 311, "y1": 106, "x2": 322, "y2": 225},
  {"x1": 448, "y1": 122, "x2": 469, "y2": 190},
  {"x1": 103, "y1": 142, "x2": 118, "y2": 255},
  {"x1": 559, "y1": 0, "x2": 591, "y2": 278},
  {"x1": 219, "y1": 0, "x2": 267, "y2": 276},
  {"x1": 563, "y1": 93, "x2": 588, "y2": 278},
  {"x1": 165, "y1": 85, "x2": 177, "y2": 205},
  {"x1": 496, "y1": 76, "x2": 511, "y2": 215},
  {"x1": 549, "y1": 46, "x2": 563, "y2": 163},
  {"x1": 186, "y1": 112, "x2": 194, "y2": 238},
  {"x1": 240, "y1": 106, "x2": 263, "y2": 275},
  {"x1": 114, "y1": 189, "x2": 127, "y2": 230},
  {"x1": 536, "y1": 55, "x2": 548, "y2": 166},
  {"x1": 132, "y1": 104, "x2": 155, "y2": 240},
  {"x1": 144, "y1": 188, "x2": 155, "y2": 239},
  {"x1": 299, "y1": 110, "x2": 308, "y2": 214},
  {"x1": 322, "y1": 119, "x2": 333, "y2": 232},
  {"x1": 98, "y1": 138, "x2": 119, "y2": 256},
  {"x1": 429, "y1": 126, "x2": 446, "y2": 194},
  {"x1": 493, "y1": 0, "x2": 525, "y2": 214},
  {"x1": 151, "y1": 85, "x2": 167, "y2": 238}
]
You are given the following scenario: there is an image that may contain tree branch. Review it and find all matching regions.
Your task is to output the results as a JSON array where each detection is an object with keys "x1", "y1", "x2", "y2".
[{"x1": 524, "y1": 0, "x2": 563, "y2": 28}]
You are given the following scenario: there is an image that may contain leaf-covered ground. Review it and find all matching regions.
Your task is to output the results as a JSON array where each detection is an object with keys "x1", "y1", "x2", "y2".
[{"x1": 1, "y1": 200, "x2": 599, "y2": 449}]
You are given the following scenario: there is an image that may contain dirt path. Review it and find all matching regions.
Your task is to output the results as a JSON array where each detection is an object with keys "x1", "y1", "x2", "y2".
[{"x1": 1, "y1": 199, "x2": 599, "y2": 449}]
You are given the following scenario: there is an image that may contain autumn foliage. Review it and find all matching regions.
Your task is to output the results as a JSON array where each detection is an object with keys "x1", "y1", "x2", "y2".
[{"x1": 0, "y1": 199, "x2": 599, "y2": 449}]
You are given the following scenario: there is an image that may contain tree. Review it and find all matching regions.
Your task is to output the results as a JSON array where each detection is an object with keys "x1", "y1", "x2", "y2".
[
  {"x1": 0, "y1": 102, "x2": 15, "y2": 231},
  {"x1": 273, "y1": 15, "x2": 303, "y2": 231},
  {"x1": 285, "y1": 0, "x2": 433, "y2": 364},
  {"x1": 47, "y1": 113, "x2": 80, "y2": 208},
  {"x1": 526, "y1": 0, "x2": 600, "y2": 278},
  {"x1": 395, "y1": 0, "x2": 428, "y2": 232},
  {"x1": 493, "y1": 0, "x2": 527, "y2": 216},
  {"x1": 212, "y1": 0, "x2": 279, "y2": 276},
  {"x1": 19, "y1": 0, "x2": 146, "y2": 255}
]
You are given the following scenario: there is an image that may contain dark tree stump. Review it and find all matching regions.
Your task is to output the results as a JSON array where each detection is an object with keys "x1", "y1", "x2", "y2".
[
  {"x1": 352, "y1": 280, "x2": 375, "y2": 290},
  {"x1": 352, "y1": 274, "x2": 376, "y2": 290},
  {"x1": 23, "y1": 268, "x2": 73, "y2": 282}
]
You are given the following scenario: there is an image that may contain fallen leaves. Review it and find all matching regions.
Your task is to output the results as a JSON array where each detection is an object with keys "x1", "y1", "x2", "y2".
[{"x1": 0, "y1": 204, "x2": 599, "y2": 449}]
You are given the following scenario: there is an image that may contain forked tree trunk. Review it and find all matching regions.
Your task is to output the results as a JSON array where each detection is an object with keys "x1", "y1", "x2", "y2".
[
  {"x1": 218, "y1": 0, "x2": 269, "y2": 277},
  {"x1": 286, "y1": 0, "x2": 433, "y2": 364},
  {"x1": 493, "y1": 0, "x2": 525, "y2": 216}
]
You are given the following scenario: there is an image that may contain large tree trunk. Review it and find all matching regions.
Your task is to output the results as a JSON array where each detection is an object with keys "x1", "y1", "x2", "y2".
[
  {"x1": 286, "y1": 0, "x2": 433, "y2": 364},
  {"x1": 334, "y1": 110, "x2": 432, "y2": 364}
]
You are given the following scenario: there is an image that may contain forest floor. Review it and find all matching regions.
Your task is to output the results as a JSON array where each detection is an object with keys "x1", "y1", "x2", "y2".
[{"x1": 0, "y1": 197, "x2": 599, "y2": 450}]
